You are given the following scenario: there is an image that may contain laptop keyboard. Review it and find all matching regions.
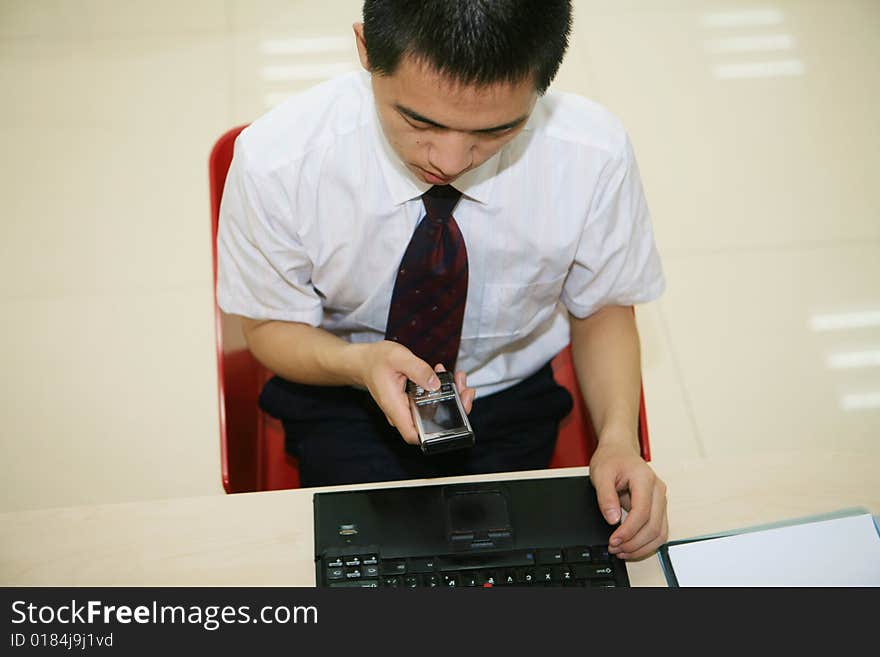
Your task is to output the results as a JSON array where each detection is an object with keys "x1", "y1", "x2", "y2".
[{"x1": 322, "y1": 545, "x2": 627, "y2": 588}]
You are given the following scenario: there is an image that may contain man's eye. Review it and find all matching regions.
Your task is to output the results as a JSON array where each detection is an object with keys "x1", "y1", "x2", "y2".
[
  {"x1": 476, "y1": 130, "x2": 509, "y2": 139},
  {"x1": 404, "y1": 118, "x2": 431, "y2": 130}
]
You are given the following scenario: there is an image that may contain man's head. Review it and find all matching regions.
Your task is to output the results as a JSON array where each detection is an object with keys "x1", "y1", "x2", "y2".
[{"x1": 355, "y1": 0, "x2": 572, "y2": 186}]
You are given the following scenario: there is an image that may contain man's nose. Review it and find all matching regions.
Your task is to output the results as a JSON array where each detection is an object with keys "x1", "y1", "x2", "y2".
[{"x1": 428, "y1": 132, "x2": 473, "y2": 178}]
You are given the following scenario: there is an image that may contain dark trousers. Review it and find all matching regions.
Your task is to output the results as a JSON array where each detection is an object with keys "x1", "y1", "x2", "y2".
[{"x1": 259, "y1": 362, "x2": 573, "y2": 488}]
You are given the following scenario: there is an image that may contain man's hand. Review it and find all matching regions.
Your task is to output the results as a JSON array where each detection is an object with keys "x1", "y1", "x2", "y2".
[
  {"x1": 588, "y1": 436, "x2": 668, "y2": 560},
  {"x1": 352, "y1": 341, "x2": 475, "y2": 444}
]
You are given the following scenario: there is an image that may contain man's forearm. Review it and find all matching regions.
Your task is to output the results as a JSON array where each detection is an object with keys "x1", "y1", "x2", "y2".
[
  {"x1": 569, "y1": 306, "x2": 642, "y2": 452},
  {"x1": 239, "y1": 317, "x2": 368, "y2": 387}
]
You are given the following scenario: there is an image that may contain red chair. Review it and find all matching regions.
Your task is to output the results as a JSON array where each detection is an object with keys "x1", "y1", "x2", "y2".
[
  {"x1": 549, "y1": 342, "x2": 651, "y2": 467},
  {"x1": 209, "y1": 126, "x2": 650, "y2": 493},
  {"x1": 210, "y1": 125, "x2": 299, "y2": 493}
]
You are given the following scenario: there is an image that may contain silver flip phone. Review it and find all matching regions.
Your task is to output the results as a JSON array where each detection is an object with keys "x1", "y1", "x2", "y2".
[{"x1": 407, "y1": 372, "x2": 475, "y2": 455}]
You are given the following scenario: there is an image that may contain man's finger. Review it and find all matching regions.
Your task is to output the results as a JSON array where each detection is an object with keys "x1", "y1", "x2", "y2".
[
  {"x1": 390, "y1": 410, "x2": 418, "y2": 443},
  {"x1": 460, "y1": 388, "x2": 475, "y2": 414},
  {"x1": 609, "y1": 471, "x2": 653, "y2": 547},
  {"x1": 619, "y1": 513, "x2": 668, "y2": 561},
  {"x1": 590, "y1": 466, "x2": 623, "y2": 525},
  {"x1": 454, "y1": 370, "x2": 475, "y2": 414},
  {"x1": 389, "y1": 343, "x2": 440, "y2": 392},
  {"x1": 614, "y1": 482, "x2": 666, "y2": 557},
  {"x1": 453, "y1": 369, "x2": 465, "y2": 388},
  {"x1": 410, "y1": 356, "x2": 440, "y2": 392},
  {"x1": 381, "y1": 388, "x2": 419, "y2": 444}
]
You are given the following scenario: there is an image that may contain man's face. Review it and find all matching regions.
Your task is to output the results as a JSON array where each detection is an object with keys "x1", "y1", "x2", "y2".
[{"x1": 356, "y1": 26, "x2": 538, "y2": 186}]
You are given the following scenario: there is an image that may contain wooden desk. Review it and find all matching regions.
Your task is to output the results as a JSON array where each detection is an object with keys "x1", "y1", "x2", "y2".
[{"x1": 2, "y1": 450, "x2": 877, "y2": 586}]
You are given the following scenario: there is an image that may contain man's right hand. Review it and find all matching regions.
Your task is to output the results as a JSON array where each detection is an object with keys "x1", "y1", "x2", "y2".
[
  {"x1": 240, "y1": 319, "x2": 474, "y2": 444},
  {"x1": 350, "y1": 341, "x2": 474, "y2": 444}
]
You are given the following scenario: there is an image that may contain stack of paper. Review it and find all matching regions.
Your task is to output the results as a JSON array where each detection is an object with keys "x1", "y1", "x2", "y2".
[{"x1": 664, "y1": 512, "x2": 880, "y2": 587}]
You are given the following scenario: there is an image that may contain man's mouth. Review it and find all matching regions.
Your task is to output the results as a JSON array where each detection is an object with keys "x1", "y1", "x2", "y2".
[{"x1": 415, "y1": 165, "x2": 454, "y2": 185}]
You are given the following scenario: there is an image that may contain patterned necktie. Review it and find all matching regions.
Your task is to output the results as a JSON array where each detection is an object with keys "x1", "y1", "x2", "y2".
[{"x1": 385, "y1": 185, "x2": 468, "y2": 370}]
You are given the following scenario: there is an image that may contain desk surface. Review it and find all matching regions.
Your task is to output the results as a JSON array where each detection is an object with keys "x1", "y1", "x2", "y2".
[{"x1": 2, "y1": 449, "x2": 878, "y2": 587}]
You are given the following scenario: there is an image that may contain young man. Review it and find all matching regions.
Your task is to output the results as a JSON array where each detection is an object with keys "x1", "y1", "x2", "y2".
[{"x1": 218, "y1": 0, "x2": 668, "y2": 560}]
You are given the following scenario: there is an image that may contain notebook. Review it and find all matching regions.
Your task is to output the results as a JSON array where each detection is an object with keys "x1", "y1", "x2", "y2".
[
  {"x1": 657, "y1": 509, "x2": 880, "y2": 587},
  {"x1": 312, "y1": 475, "x2": 629, "y2": 588}
]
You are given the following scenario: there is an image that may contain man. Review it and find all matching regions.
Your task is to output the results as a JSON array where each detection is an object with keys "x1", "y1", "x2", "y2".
[{"x1": 218, "y1": 0, "x2": 668, "y2": 560}]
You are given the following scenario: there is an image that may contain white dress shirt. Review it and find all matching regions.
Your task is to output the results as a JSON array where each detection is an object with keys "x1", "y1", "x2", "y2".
[{"x1": 217, "y1": 71, "x2": 665, "y2": 397}]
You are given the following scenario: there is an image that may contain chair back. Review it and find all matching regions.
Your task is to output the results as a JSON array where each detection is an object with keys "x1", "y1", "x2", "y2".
[
  {"x1": 210, "y1": 125, "x2": 300, "y2": 493},
  {"x1": 549, "y1": 344, "x2": 651, "y2": 466}
]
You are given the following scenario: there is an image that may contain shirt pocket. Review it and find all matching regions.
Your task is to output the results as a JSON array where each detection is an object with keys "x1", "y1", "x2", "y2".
[{"x1": 477, "y1": 274, "x2": 567, "y2": 340}]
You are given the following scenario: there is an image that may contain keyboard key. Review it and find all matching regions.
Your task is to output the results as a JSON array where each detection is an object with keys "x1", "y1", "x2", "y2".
[
  {"x1": 592, "y1": 545, "x2": 611, "y2": 562},
  {"x1": 380, "y1": 560, "x2": 407, "y2": 575},
  {"x1": 345, "y1": 568, "x2": 362, "y2": 579},
  {"x1": 488, "y1": 530, "x2": 512, "y2": 539},
  {"x1": 558, "y1": 566, "x2": 574, "y2": 582},
  {"x1": 438, "y1": 551, "x2": 534, "y2": 572},
  {"x1": 327, "y1": 557, "x2": 344, "y2": 568},
  {"x1": 404, "y1": 575, "x2": 421, "y2": 588},
  {"x1": 484, "y1": 571, "x2": 499, "y2": 586},
  {"x1": 382, "y1": 576, "x2": 401, "y2": 587},
  {"x1": 462, "y1": 572, "x2": 480, "y2": 587},
  {"x1": 538, "y1": 567, "x2": 554, "y2": 584},
  {"x1": 536, "y1": 548, "x2": 564, "y2": 565},
  {"x1": 329, "y1": 580, "x2": 379, "y2": 588},
  {"x1": 361, "y1": 555, "x2": 378, "y2": 566},
  {"x1": 574, "y1": 564, "x2": 615, "y2": 579},
  {"x1": 564, "y1": 546, "x2": 592, "y2": 563},
  {"x1": 520, "y1": 569, "x2": 536, "y2": 585},
  {"x1": 363, "y1": 564, "x2": 380, "y2": 578},
  {"x1": 326, "y1": 567, "x2": 345, "y2": 581},
  {"x1": 591, "y1": 579, "x2": 617, "y2": 588},
  {"x1": 443, "y1": 574, "x2": 460, "y2": 588},
  {"x1": 408, "y1": 558, "x2": 436, "y2": 573},
  {"x1": 424, "y1": 574, "x2": 441, "y2": 587},
  {"x1": 343, "y1": 556, "x2": 361, "y2": 567},
  {"x1": 503, "y1": 570, "x2": 517, "y2": 586}
]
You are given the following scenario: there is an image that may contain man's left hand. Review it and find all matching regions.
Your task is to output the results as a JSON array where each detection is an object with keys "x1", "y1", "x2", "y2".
[{"x1": 588, "y1": 437, "x2": 668, "y2": 560}]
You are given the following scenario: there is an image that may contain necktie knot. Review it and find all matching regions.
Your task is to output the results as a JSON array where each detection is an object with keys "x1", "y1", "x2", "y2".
[{"x1": 422, "y1": 185, "x2": 462, "y2": 222}]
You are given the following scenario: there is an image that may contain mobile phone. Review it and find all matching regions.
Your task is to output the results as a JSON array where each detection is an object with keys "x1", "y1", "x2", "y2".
[{"x1": 407, "y1": 371, "x2": 475, "y2": 455}]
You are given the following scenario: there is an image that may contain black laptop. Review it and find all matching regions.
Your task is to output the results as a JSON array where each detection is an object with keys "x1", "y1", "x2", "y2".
[{"x1": 313, "y1": 474, "x2": 629, "y2": 588}]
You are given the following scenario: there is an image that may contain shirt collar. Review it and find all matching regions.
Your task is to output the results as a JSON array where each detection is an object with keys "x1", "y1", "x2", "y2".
[{"x1": 367, "y1": 76, "x2": 499, "y2": 206}]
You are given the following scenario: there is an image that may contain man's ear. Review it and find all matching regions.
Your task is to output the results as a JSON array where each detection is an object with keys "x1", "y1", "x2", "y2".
[{"x1": 353, "y1": 22, "x2": 371, "y2": 72}]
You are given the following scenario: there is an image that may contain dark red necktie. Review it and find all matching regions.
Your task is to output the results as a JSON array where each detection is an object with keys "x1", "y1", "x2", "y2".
[{"x1": 385, "y1": 185, "x2": 468, "y2": 370}]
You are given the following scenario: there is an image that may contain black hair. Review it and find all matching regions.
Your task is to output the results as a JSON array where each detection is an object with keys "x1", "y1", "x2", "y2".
[{"x1": 362, "y1": 0, "x2": 572, "y2": 94}]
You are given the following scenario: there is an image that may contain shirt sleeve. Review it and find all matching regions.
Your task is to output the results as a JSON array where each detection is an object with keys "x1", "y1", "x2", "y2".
[
  {"x1": 216, "y1": 136, "x2": 323, "y2": 325},
  {"x1": 561, "y1": 134, "x2": 666, "y2": 318}
]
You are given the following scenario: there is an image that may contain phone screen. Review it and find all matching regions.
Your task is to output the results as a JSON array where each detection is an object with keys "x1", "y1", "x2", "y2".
[{"x1": 417, "y1": 397, "x2": 464, "y2": 434}]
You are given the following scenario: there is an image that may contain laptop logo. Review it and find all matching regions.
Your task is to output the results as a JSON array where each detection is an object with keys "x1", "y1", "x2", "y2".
[{"x1": 338, "y1": 523, "x2": 358, "y2": 537}]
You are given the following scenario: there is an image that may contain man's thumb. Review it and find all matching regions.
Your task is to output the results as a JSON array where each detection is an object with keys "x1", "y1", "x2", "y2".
[
  {"x1": 591, "y1": 470, "x2": 622, "y2": 525},
  {"x1": 401, "y1": 357, "x2": 440, "y2": 391}
]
